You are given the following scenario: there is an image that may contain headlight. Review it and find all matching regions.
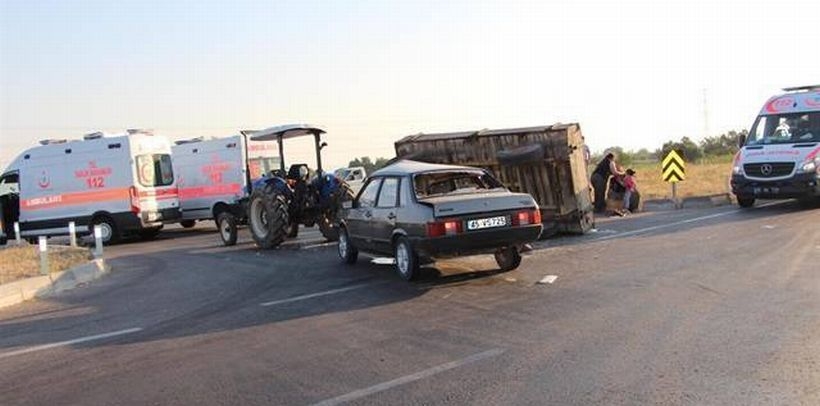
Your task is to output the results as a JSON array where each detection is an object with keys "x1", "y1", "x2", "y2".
[
  {"x1": 732, "y1": 165, "x2": 744, "y2": 175},
  {"x1": 800, "y1": 160, "x2": 817, "y2": 174}
]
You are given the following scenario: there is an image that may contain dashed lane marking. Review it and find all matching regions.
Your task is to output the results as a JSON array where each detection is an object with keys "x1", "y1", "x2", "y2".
[{"x1": 0, "y1": 327, "x2": 142, "y2": 360}]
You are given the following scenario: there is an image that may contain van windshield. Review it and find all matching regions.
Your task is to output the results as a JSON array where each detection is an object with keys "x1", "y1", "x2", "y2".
[
  {"x1": 414, "y1": 170, "x2": 504, "y2": 199},
  {"x1": 747, "y1": 112, "x2": 820, "y2": 145},
  {"x1": 137, "y1": 154, "x2": 174, "y2": 187}
]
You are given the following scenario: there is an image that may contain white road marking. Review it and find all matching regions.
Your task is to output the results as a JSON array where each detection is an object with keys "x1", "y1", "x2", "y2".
[
  {"x1": 260, "y1": 282, "x2": 375, "y2": 307},
  {"x1": 537, "y1": 275, "x2": 558, "y2": 284},
  {"x1": 593, "y1": 201, "x2": 786, "y2": 242},
  {"x1": 310, "y1": 348, "x2": 506, "y2": 406},
  {"x1": 0, "y1": 327, "x2": 142, "y2": 360},
  {"x1": 301, "y1": 242, "x2": 337, "y2": 250}
]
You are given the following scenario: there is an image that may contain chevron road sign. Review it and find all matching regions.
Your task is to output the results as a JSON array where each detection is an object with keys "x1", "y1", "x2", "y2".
[{"x1": 662, "y1": 150, "x2": 686, "y2": 183}]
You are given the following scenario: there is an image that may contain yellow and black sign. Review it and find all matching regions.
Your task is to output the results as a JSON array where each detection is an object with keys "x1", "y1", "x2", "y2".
[{"x1": 662, "y1": 150, "x2": 686, "y2": 183}]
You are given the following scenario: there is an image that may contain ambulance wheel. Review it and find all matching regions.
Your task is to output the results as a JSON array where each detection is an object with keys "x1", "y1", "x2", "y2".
[
  {"x1": 737, "y1": 196, "x2": 755, "y2": 208},
  {"x1": 248, "y1": 185, "x2": 288, "y2": 249},
  {"x1": 217, "y1": 212, "x2": 238, "y2": 246},
  {"x1": 287, "y1": 222, "x2": 299, "y2": 238},
  {"x1": 180, "y1": 220, "x2": 196, "y2": 229},
  {"x1": 91, "y1": 215, "x2": 120, "y2": 245}
]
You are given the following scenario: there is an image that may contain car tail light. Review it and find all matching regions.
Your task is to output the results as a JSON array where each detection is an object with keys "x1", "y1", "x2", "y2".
[
  {"x1": 426, "y1": 219, "x2": 462, "y2": 237},
  {"x1": 512, "y1": 209, "x2": 541, "y2": 226},
  {"x1": 129, "y1": 186, "x2": 141, "y2": 214}
]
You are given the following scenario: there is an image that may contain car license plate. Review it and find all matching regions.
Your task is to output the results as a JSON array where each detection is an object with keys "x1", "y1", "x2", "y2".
[{"x1": 467, "y1": 216, "x2": 507, "y2": 230}]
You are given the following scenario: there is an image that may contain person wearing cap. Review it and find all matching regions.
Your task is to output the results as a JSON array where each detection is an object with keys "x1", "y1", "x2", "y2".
[
  {"x1": 590, "y1": 151, "x2": 625, "y2": 213},
  {"x1": 623, "y1": 168, "x2": 638, "y2": 214}
]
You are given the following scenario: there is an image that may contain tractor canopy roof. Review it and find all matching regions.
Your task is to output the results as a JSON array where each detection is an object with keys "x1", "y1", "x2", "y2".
[{"x1": 248, "y1": 124, "x2": 326, "y2": 141}]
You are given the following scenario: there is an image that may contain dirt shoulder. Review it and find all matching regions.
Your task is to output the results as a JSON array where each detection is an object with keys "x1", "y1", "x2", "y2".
[{"x1": 0, "y1": 244, "x2": 91, "y2": 285}]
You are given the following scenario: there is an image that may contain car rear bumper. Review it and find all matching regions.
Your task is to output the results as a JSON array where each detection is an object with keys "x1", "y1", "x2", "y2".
[
  {"x1": 411, "y1": 224, "x2": 543, "y2": 258},
  {"x1": 731, "y1": 173, "x2": 820, "y2": 199}
]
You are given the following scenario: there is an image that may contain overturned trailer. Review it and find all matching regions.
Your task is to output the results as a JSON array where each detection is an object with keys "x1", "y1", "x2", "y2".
[{"x1": 394, "y1": 123, "x2": 594, "y2": 236}]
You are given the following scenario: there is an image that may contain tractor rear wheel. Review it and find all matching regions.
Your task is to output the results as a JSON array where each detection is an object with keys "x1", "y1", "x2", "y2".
[{"x1": 248, "y1": 183, "x2": 289, "y2": 249}]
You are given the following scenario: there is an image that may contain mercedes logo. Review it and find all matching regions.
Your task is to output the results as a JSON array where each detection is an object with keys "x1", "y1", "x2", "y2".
[{"x1": 760, "y1": 163, "x2": 773, "y2": 176}]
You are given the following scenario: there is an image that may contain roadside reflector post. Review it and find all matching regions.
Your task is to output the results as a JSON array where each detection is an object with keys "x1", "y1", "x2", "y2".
[
  {"x1": 68, "y1": 221, "x2": 77, "y2": 247},
  {"x1": 662, "y1": 150, "x2": 686, "y2": 210},
  {"x1": 39, "y1": 236, "x2": 49, "y2": 276},
  {"x1": 14, "y1": 222, "x2": 21, "y2": 245},
  {"x1": 93, "y1": 225, "x2": 104, "y2": 259}
]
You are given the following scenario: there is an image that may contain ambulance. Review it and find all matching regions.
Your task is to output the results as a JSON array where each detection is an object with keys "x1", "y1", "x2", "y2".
[
  {"x1": 731, "y1": 85, "x2": 820, "y2": 207},
  {"x1": 0, "y1": 130, "x2": 180, "y2": 244},
  {"x1": 171, "y1": 133, "x2": 279, "y2": 244}
]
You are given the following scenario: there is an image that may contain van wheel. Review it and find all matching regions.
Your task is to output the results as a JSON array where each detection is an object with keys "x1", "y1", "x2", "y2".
[
  {"x1": 91, "y1": 215, "x2": 120, "y2": 245},
  {"x1": 394, "y1": 236, "x2": 420, "y2": 281},
  {"x1": 494, "y1": 246, "x2": 522, "y2": 271},
  {"x1": 180, "y1": 220, "x2": 196, "y2": 229},
  {"x1": 217, "y1": 212, "x2": 238, "y2": 246},
  {"x1": 737, "y1": 196, "x2": 755, "y2": 208}
]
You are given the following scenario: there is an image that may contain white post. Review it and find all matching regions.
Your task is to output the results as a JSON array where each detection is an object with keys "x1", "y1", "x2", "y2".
[
  {"x1": 14, "y1": 222, "x2": 21, "y2": 245},
  {"x1": 39, "y1": 236, "x2": 49, "y2": 275},
  {"x1": 93, "y1": 225, "x2": 104, "y2": 259},
  {"x1": 69, "y1": 221, "x2": 77, "y2": 247}
]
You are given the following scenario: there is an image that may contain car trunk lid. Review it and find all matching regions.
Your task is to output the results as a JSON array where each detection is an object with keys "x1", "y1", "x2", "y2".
[{"x1": 418, "y1": 191, "x2": 536, "y2": 218}]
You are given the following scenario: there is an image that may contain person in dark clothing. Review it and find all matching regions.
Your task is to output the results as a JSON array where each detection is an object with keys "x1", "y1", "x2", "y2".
[{"x1": 590, "y1": 151, "x2": 625, "y2": 213}]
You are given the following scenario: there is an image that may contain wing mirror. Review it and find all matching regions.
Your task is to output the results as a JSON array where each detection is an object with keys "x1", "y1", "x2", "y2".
[
  {"x1": 737, "y1": 133, "x2": 747, "y2": 148},
  {"x1": 319, "y1": 141, "x2": 328, "y2": 150}
]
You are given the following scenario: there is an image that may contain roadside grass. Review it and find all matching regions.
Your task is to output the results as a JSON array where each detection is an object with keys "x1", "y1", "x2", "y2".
[
  {"x1": 606, "y1": 155, "x2": 734, "y2": 200},
  {"x1": 0, "y1": 243, "x2": 91, "y2": 285}
]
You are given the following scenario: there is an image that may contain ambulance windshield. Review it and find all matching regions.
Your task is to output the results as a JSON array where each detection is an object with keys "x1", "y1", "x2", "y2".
[
  {"x1": 747, "y1": 112, "x2": 820, "y2": 145},
  {"x1": 137, "y1": 154, "x2": 174, "y2": 187}
]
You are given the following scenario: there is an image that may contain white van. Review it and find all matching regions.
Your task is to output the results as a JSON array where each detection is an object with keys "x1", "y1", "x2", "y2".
[
  {"x1": 0, "y1": 130, "x2": 180, "y2": 244},
  {"x1": 731, "y1": 85, "x2": 820, "y2": 207},
  {"x1": 171, "y1": 133, "x2": 279, "y2": 243}
]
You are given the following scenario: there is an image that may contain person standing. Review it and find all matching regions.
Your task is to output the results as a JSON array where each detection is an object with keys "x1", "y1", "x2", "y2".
[{"x1": 590, "y1": 151, "x2": 625, "y2": 213}]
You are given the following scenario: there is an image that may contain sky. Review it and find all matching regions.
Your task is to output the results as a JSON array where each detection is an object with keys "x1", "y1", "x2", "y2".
[{"x1": 1, "y1": 0, "x2": 818, "y2": 170}]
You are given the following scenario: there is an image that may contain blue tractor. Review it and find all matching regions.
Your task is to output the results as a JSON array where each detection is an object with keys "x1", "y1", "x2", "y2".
[{"x1": 244, "y1": 124, "x2": 353, "y2": 249}]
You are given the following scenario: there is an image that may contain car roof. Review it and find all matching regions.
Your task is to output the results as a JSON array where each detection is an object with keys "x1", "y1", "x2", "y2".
[{"x1": 371, "y1": 159, "x2": 484, "y2": 177}]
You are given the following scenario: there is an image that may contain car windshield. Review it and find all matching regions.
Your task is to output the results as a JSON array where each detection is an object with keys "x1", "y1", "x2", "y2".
[
  {"x1": 413, "y1": 170, "x2": 504, "y2": 199},
  {"x1": 747, "y1": 111, "x2": 820, "y2": 145}
]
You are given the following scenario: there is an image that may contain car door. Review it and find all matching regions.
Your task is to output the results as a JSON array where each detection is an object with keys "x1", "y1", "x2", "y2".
[
  {"x1": 370, "y1": 177, "x2": 400, "y2": 254},
  {"x1": 346, "y1": 177, "x2": 382, "y2": 251}
]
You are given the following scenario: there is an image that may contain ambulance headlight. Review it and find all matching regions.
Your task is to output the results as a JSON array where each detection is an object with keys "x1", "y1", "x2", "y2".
[
  {"x1": 732, "y1": 165, "x2": 744, "y2": 175},
  {"x1": 800, "y1": 159, "x2": 817, "y2": 174}
]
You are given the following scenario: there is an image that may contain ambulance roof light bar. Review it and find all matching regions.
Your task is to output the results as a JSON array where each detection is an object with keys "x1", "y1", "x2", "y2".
[
  {"x1": 83, "y1": 132, "x2": 104, "y2": 140},
  {"x1": 782, "y1": 85, "x2": 820, "y2": 92},
  {"x1": 39, "y1": 139, "x2": 68, "y2": 145},
  {"x1": 126, "y1": 128, "x2": 154, "y2": 136}
]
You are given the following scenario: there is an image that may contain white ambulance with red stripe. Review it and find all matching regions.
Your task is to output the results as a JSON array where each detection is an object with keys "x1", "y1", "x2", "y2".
[
  {"x1": 731, "y1": 85, "x2": 820, "y2": 207},
  {"x1": 171, "y1": 133, "x2": 279, "y2": 243},
  {"x1": 0, "y1": 130, "x2": 180, "y2": 244}
]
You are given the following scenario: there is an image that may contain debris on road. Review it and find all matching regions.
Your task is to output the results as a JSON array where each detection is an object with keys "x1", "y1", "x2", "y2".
[
  {"x1": 537, "y1": 275, "x2": 558, "y2": 285},
  {"x1": 371, "y1": 257, "x2": 396, "y2": 265}
]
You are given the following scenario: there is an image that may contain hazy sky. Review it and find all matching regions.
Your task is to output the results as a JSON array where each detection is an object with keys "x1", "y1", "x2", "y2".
[{"x1": 1, "y1": 0, "x2": 818, "y2": 170}]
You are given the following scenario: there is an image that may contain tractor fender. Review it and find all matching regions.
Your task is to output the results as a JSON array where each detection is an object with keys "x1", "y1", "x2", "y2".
[{"x1": 252, "y1": 176, "x2": 292, "y2": 200}]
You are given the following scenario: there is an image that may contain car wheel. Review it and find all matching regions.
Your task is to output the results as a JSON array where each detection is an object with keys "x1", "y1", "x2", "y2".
[
  {"x1": 91, "y1": 215, "x2": 120, "y2": 245},
  {"x1": 737, "y1": 196, "x2": 755, "y2": 208},
  {"x1": 217, "y1": 212, "x2": 238, "y2": 246},
  {"x1": 338, "y1": 227, "x2": 358, "y2": 265},
  {"x1": 180, "y1": 220, "x2": 196, "y2": 229},
  {"x1": 494, "y1": 246, "x2": 522, "y2": 271},
  {"x1": 394, "y1": 236, "x2": 419, "y2": 281}
]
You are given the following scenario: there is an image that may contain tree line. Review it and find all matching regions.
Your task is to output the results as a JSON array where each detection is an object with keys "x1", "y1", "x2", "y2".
[{"x1": 594, "y1": 129, "x2": 748, "y2": 165}]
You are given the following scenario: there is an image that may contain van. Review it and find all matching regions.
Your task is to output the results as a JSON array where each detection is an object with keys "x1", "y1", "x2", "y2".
[
  {"x1": 171, "y1": 133, "x2": 279, "y2": 243},
  {"x1": 0, "y1": 130, "x2": 180, "y2": 244},
  {"x1": 731, "y1": 85, "x2": 820, "y2": 207}
]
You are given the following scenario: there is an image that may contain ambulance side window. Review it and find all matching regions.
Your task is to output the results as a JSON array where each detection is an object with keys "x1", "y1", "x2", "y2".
[
  {"x1": 0, "y1": 173, "x2": 19, "y2": 196},
  {"x1": 137, "y1": 154, "x2": 174, "y2": 187}
]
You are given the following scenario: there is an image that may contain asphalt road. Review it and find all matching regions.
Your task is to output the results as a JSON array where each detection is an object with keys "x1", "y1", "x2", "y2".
[{"x1": 1, "y1": 201, "x2": 818, "y2": 405}]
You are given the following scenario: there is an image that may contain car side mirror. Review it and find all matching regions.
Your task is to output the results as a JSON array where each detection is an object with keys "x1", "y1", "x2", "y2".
[{"x1": 737, "y1": 133, "x2": 747, "y2": 148}]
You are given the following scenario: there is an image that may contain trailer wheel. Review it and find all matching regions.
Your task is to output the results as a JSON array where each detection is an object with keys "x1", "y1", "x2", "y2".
[
  {"x1": 494, "y1": 246, "x2": 522, "y2": 271},
  {"x1": 180, "y1": 220, "x2": 196, "y2": 229},
  {"x1": 248, "y1": 184, "x2": 289, "y2": 249},
  {"x1": 91, "y1": 215, "x2": 120, "y2": 245},
  {"x1": 287, "y1": 222, "x2": 299, "y2": 238},
  {"x1": 216, "y1": 212, "x2": 238, "y2": 246}
]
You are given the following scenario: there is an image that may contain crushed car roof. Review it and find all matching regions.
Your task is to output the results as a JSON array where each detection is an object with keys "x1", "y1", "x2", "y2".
[{"x1": 371, "y1": 160, "x2": 483, "y2": 177}]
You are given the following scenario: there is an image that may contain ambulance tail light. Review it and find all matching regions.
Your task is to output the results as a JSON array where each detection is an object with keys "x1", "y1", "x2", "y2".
[{"x1": 129, "y1": 186, "x2": 141, "y2": 214}]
